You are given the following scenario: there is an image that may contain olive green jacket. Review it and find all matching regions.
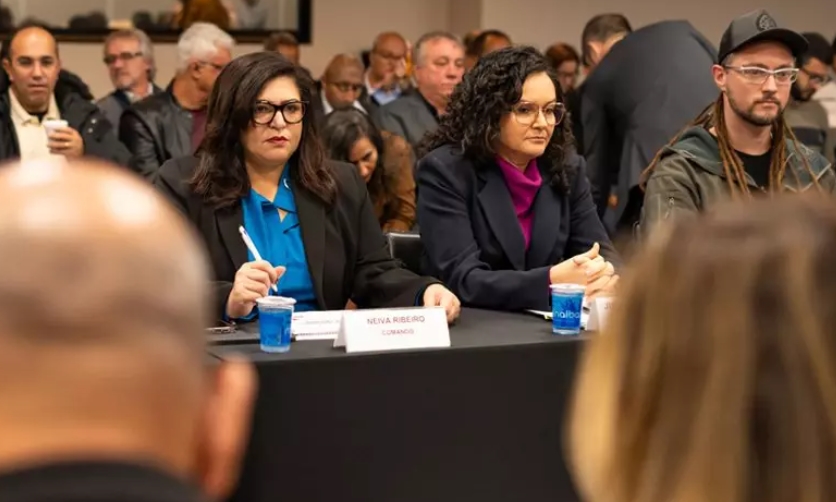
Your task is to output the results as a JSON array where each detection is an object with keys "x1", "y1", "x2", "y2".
[{"x1": 641, "y1": 126, "x2": 836, "y2": 232}]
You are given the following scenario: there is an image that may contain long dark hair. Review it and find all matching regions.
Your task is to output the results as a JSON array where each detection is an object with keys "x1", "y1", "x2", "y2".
[
  {"x1": 419, "y1": 45, "x2": 576, "y2": 193},
  {"x1": 190, "y1": 51, "x2": 335, "y2": 208},
  {"x1": 641, "y1": 94, "x2": 819, "y2": 198},
  {"x1": 320, "y1": 109, "x2": 394, "y2": 203}
]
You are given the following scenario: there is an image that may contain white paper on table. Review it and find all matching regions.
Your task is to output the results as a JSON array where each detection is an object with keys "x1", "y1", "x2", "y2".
[{"x1": 292, "y1": 310, "x2": 345, "y2": 340}]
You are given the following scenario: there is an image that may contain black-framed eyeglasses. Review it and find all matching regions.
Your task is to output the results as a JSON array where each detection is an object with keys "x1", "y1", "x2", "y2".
[
  {"x1": 801, "y1": 67, "x2": 832, "y2": 85},
  {"x1": 103, "y1": 51, "x2": 143, "y2": 65},
  {"x1": 253, "y1": 100, "x2": 308, "y2": 125},
  {"x1": 330, "y1": 82, "x2": 364, "y2": 93},
  {"x1": 724, "y1": 65, "x2": 798, "y2": 85},
  {"x1": 511, "y1": 101, "x2": 566, "y2": 126}
]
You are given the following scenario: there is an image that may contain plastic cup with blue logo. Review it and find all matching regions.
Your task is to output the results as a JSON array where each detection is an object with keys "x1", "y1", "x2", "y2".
[
  {"x1": 256, "y1": 296, "x2": 296, "y2": 353},
  {"x1": 550, "y1": 284, "x2": 585, "y2": 335}
]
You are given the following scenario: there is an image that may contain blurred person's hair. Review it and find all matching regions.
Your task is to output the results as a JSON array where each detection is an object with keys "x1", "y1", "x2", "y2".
[
  {"x1": 0, "y1": 6, "x2": 15, "y2": 33},
  {"x1": 175, "y1": 0, "x2": 231, "y2": 30},
  {"x1": 466, "y1": 29, "x2": 510, "y2": 58},
  {"x1": 544, "y1": 42, "x2": 580, "y2": 70},
  {"x1": 799, "y1": 32, "x2": 833, "y2": 66},
  {"x1": 580, "y1": 13, "x2": 632, "y2": 67},
  {"x1": 263, "y1": 30, "x2": 298, "y2": 51},
  {"x1": 105, "y1": 28, "x2": 157, "y2": 80},
  {"x1": 462, "y1": 30, "x2": 481, "y2": 53},
  {"x1": 569, "y1": 194, "x2": 836, "y2": 502},
  {"x1": 413, "y1": 30, "x2": 462, "y2": 67},
  {"x1": 176, "y1": 21, "x2": 234, "y2": 72}
]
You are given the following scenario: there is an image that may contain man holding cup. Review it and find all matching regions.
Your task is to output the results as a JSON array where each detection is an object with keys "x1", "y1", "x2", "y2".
[{"x1": 0, "y1": 24, "x2": 131, "y2": 165}]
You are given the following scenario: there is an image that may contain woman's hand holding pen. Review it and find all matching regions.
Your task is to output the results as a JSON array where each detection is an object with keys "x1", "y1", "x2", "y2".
[{"x1": 226, "y1": 261, "x2": 286, "y2": 319}]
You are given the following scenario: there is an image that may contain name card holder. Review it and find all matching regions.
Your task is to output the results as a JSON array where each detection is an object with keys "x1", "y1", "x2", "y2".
[
  {"x1": 334, "y1": 306, "x2": 450, "y2": 353},
  {"x1": 586, "y1": 296, "x2": 614, "y2": 332}
]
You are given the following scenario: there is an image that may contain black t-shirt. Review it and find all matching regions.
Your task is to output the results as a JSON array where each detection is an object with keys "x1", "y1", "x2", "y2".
[{"x1": 736, "y1": 149, "x2": 772, "y2": 189}]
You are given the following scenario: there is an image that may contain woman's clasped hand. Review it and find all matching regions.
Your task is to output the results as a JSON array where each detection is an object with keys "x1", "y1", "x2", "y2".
[{"x1": 549, "y1": 243, "x2": 618, "y2": 299}]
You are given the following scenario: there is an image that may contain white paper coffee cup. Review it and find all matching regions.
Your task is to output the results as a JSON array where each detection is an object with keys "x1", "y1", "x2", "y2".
[{"x1": 43, "y1": 119, "x2": 68, "y2": 137}]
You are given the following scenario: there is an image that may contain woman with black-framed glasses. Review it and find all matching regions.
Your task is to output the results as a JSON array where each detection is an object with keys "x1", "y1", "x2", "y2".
[
  {"x1": 156, "y1": 51, "x2": 460, "y2": 322},
  {"x1": 416, "y1": 46, "x2": 619, "y2": 312}
]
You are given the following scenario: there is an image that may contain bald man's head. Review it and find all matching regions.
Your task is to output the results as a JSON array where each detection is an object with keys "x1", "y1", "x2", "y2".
[
  {"x1": 2, "y1": 26, "x2": 61, "y2": 113},
  {"x1": 368, "y1": 31, "x2": 407, "y2": 89},
  {"x1": 322, "y1": 53, "x2": 364, "y2": 109},
  {"x1": 0, "y1": 158, "x2": 255, "y2": 500}
]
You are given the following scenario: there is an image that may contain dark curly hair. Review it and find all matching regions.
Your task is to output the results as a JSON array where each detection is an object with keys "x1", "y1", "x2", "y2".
[
  {"x1": 320, "y1": 109, "x2": 396, "y2": 206},
  {"x1": 190, "y1": 51, "x2": 335, "y2": 208},
  {"x1": 419, "y1": 45, "x2": 575, "y2": 193}
]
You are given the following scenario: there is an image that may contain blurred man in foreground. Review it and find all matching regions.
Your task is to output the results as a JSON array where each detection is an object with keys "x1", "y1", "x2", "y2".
[{"x1": 0, "y1": 158, "x2": 256, "y2": 502}]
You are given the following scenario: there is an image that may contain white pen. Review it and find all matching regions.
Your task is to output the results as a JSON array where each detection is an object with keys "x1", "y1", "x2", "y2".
[{"x1": 238, "y1": 226, "x2": 279, "y2": 294}]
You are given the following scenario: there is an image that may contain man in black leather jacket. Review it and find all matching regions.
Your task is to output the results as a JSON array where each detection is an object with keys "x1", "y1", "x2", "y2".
[
  {"x1": 119, "y1": 22, "x2": 234, "y2": 180},
  {"x1": 0, "y1": 26, "x2": 131, "y2": 165}
]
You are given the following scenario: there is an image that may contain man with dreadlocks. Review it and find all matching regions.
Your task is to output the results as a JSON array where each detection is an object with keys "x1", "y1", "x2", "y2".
[{"x1": 641, "y1": 10, "x2": 836, "y2": 230}]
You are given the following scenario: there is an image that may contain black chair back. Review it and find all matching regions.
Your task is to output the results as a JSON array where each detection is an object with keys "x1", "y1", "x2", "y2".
[{"x1": 385, "y1": 232, "x2": 423, "y2": 274}]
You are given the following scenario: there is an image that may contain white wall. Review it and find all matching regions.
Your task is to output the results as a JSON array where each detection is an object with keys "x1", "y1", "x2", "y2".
[{"x1": 54, "y1": 0, "x2": 834, "y2": 100}]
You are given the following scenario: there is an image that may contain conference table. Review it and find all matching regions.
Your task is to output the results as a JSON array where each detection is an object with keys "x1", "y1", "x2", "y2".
[{"x1": 208, "y1": 308, "x2": 585, "y2": 502}]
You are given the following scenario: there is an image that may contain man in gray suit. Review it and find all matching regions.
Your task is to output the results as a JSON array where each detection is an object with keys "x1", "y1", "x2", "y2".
[
  {"x1": 377, "y1": 31, "x2": 465, "y2": 149},
  {"x1": 97, "y1": 29, "x2": 162, "y2": 129}
]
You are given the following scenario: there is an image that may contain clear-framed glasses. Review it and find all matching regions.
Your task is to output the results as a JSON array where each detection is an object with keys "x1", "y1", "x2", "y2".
[
  {"x1": 253, "y1": 100, "x2": 307, "y2": 125},
  {"x1": 511, "y1": 101, "x2": 566, "y2": 126},
  {"x1": 724, "y1": 65, "x2": 799, "y2": 85}
]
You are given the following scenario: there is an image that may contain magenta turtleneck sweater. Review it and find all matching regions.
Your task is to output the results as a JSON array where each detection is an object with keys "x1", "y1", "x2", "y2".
[{"x1": 496, "y1": 156, "x2": 543, "y2": 250}]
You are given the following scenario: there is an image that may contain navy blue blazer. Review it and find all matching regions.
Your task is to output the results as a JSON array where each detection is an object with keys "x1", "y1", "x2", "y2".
[{"x1": 417, "y1": 144, "x2": 618, "y2": 311}]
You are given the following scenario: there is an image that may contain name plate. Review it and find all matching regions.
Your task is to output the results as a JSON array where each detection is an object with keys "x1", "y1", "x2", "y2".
[
  {"x1": 586, "y1": 296, "x2": 614, "y2": 331},
  {"x1": 292, "y1": 310, "x2": 344, "y2": 340},
  {"x1": 333, "y1": 306, "x2": 450, "y2": 353}
]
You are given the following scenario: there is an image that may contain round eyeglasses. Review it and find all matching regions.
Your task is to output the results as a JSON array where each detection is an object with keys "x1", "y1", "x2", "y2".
[
  {"x1": 253, "y1": 100, "x2": 308, "y2": 125},
  {"x1": 511, "y1": 102, "x2": 566, "y2": 126}
]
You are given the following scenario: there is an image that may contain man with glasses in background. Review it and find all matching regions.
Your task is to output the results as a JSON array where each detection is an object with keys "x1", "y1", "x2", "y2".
[
  {"x1": 784, "y1": 32, "x2": 834, "y2": 163},
  {"x1": 97, "y1": 29, "x2": 162, "y2": 130},
  {"x1": 641, "y1": 10, "x2": 836, "y2": 231},
  {"x1": 364, "y1": 32, "x2": 409, "y2": 108},
  {"x1": 120, "y1": 22, "x2": 234, "y2": 180},
  {"x1": 310, "y1": 53, "x2": 368, "y2": 127}
]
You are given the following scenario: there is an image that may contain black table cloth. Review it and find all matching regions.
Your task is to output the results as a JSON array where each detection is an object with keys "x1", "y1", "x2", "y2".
[{"x1": 209, "y1": 308, "x2": 584, "y2": 502}]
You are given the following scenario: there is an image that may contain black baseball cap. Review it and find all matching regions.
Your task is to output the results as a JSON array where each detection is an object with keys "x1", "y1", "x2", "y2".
[{"x1": 717, "y1": 9, "x2": 808, "y2": 64}]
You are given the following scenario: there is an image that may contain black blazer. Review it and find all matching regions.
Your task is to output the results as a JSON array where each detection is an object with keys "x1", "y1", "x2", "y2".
[
  {"x1": 156, "y1": 156, "x2": 438, "y2": 319},
  {"x1": 417, "y1": 144, "x2": 618, "y2": 311}
]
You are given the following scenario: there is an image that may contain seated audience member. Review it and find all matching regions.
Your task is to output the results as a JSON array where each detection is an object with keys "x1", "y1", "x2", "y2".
[
  {"x1": 156, "y1": 52, "x2": 460, "y2": 322},
  {"x1": 310, "y1": 54, "x2": 367, "y2": 127},
  {"x1": 263, "y1": 30, "x2": 314, "y2": 83},
  {"x1": 544, "y1": 42, "x2": 580, "y2": 94},
  {"x1": 570, "y1": 195, "x2": 836, "y2": 502},
  {"x1": 97, "y1": 29, "x2": 163, "y2": 130},
  {"x1": 581, "y1": 13, "x2": 717, "y2": 234},
  {"x1": 0, "y1": 26, "x2": 130, "y2": 165},
  {"x1": 417, "y1": 46, "x2": 618, "y2": 312},
  {"x1": 364, "y1": 32, "x2": 409, "y2": 108},
  {"x1": 641, "y1": 11, "x2": 836, "y2": 231},
  {"x1": 121, "y1": 22, "x2": 234, "y2": 180},
  {"x1": 785, "y1": 32, "x2": 834, "y2": 162},
  {"x1": 378, "y1": 31, "x2": 465, "y2": 149},
  {"x1": 321, "y1": 108, "x2": 416, "y2": 232},
  {"x1": 465, "y1": 29, "x2": 512, "y2": 69},
  {"x1": 174, "y1": 0, "x2": 236, "y2": 30},
  {"x1": 813, "y1": 35, "x2": 836, "y2": 139},
  {"x1": 0, "y1": 157, "x2": 255, "y2": 502}
]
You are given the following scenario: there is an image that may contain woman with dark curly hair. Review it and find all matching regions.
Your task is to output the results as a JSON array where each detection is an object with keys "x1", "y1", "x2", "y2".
[
  {"x1": 320, "y1": 109, "x2": 416, "y2": 232},
  {"x1": 417, "y1": 46, "x2": 619, "y2": 312},
  {"x1": 155, "y1": 52, "x2": 460, "y2": 322}
]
